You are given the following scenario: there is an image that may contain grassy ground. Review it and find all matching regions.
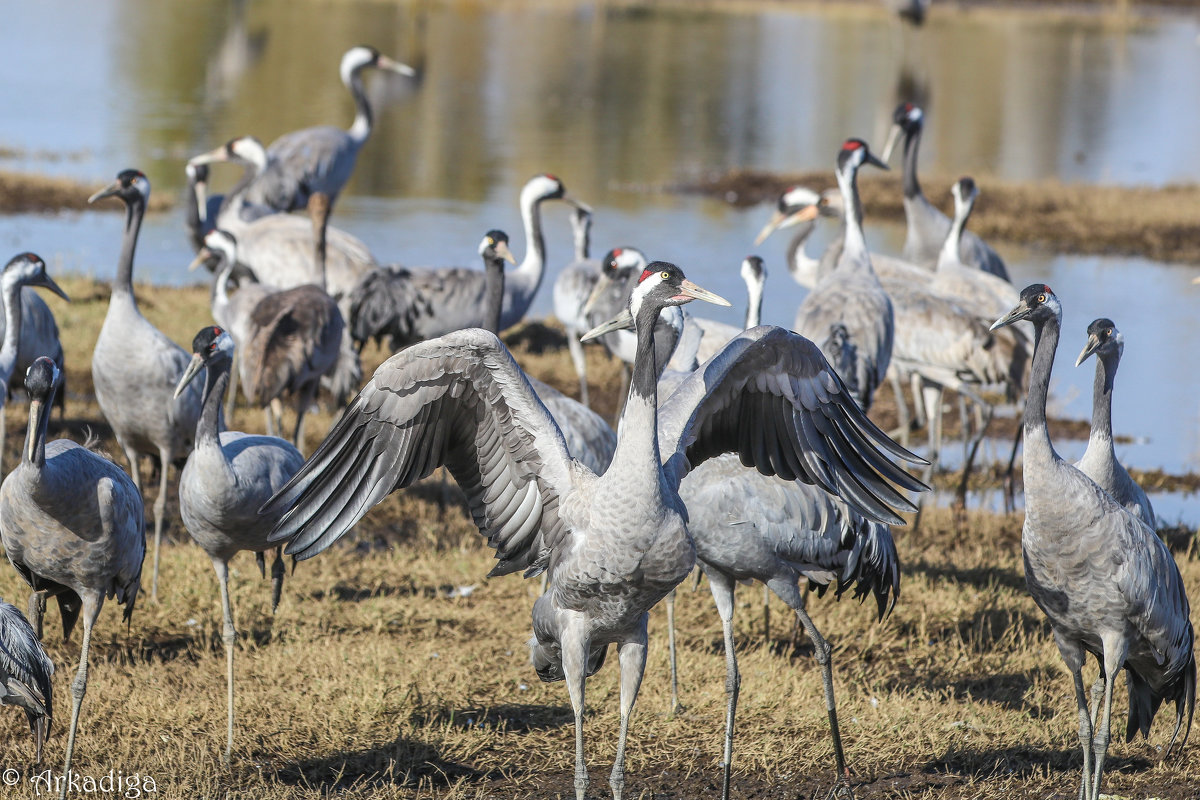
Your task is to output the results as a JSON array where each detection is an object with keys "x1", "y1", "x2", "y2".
[{"x1": 0, "y1": 278, "x2": 1195, "y2": 799}]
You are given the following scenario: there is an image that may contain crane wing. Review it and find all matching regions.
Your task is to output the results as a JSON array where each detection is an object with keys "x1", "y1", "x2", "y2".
[
  {"x1": 657, "y1": 326, "x2": 927, "y2": 525},
  {"x1": 0, "y1": 603, "x2": 53, "y2": 720},
  {"x1": 263, "y1": 329, "x2": 577, "y2": 577}
]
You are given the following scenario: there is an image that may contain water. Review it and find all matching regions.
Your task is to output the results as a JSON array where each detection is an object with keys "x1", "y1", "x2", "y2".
[{"x1": 1, "y1": 1, "x2": 1198, "y2": 513}]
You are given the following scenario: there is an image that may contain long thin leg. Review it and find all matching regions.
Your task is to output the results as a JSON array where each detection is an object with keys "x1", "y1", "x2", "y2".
[
  {"x1": 955, "y1": 402, "x2": 995, "y2": 509},
  {"x1": 1070, "y1": 666, "x2": 1095, "y2": 800},
  {"x1": 924, "y1": 384, "x2": 943, "y2": 471},
  {"x1": 909, "y1": 371, "x2": 928, "y2": 429},
  {"x1": 1003, "y1": 423, "x2": 1023, "y2": 513},
  {"x1": 61, "y1": 594, "x2": 102, "y2": 800},
  {"x1": 0, "y1": 403, "x2": 7, "y2": 476},
  {"x1": 708, "y1": 573, "x2": 740, "y2": 800},
  {"x1": 1091, "y1": 643, "x2": 1124, "y2": 800},
  {"x1": 561, "y1": 621, "x2": 590, "y2": 800},
  {"x1": 309, "y1": 192, "x2": 331, "y2": 283},
  {"x1": 887, "y1": 370, "x2": 910, "y2": 445},
  {"x1": 27, "y1": 590, "x2": 46, "y2": 641},
  {"x1": 762, "y1": 583, "x2": 771, "y2": 646},
  {"x1": 213, "y1": 558, "x2": 236, "y2": 764},
  {"x1": 665, "y1": 589, "x2": 680, "y2": 716},
  {"x1": 566, "y1": 332, "x2": 590, "y2": 407},
  {"x1": 151, "y1": 448, "x2": 172, "y2": 602},
  {"x1": 793, "y1": 599, "x2": 853, "y2": 798},
  {"x1": 270, "y1": 548, "x2": 285, "y2": 614},
  {"x1": 292, "y1": 383, "x2": 318, "y2": 450},
  {"x1": 122, "y1": 443, "x2": 143, "y2": 493},
  {"x1": 610, "y1": 625, "x2": 648, "y2": 800}
]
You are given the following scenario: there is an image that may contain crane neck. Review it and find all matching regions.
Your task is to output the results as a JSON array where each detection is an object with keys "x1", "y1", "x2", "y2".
[
  {"x1": 0, "y1": 272, "x2": 24, "y2": 386},
  {"x1": 185, "y1": 174, "x2": 205, "y2": 253},
  {"x1": 504, "y1": 191, "x2": 548, "y2": 321},
  {"x1": 1023, "y1": 311, "x2": 1061, "y2": 466},
  {"x1": 901, "y1": 124, "x2": 924, "y2": 201},
  {"x1": 196, "y1": 357, "x2": 230, "y2": 451},
  {"x1": 610, "y1": 300, "x2": 665, "y2": 476},
  {"x1": 347, "y1": 68, "x2": 373, "y2": 144},
  {"x1": 785, "y1": 219, "x2": 820, "y2": 289},
  {"x1": 835, "y1": 164, "x2": 871, "y2": 272},
  {"x1": 1085, "y1": 350, "x2": 1118, "y2": 453},
  {"x1": 938, "y1": 196, "x2": 971, "y2": 270},
  {"x1": 482, "y1": 254, "x2": 505, "y2": 334},
  {"x1": 223, "y1": 162, "x2": 262, "y2": 221},
  {"x1": 744, "y1": 278, "x2": 763, "y2": 329},
  {"x1": 113, "y1": 195, "x2": 146, "y2": 301}
]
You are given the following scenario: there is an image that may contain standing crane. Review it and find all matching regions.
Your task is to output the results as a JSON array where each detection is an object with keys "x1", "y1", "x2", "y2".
[
  {"x1": 263, "y1": 261, "x2": 924, "y2": 800},
  {"x1": 991, "y1": 285, "x2": 1194, "y2": 800}
]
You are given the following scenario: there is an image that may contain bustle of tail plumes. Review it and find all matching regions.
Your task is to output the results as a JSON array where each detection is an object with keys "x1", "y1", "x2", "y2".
[
  {"x1": 1125, "y1": 642, "x2": 1196, "y2": 757},
  {"x1": 346, "y1": 267, "x2": 419, "y2": 352},
  {"x1": 805, "y1": 500, "x2": 900, "y2": 621},
  {"x1": 822, "y1": 323, "x2": 866, "y2": 409},
  {"x1": 528, "y1": 636, "x2": 610, "y2": 683}
]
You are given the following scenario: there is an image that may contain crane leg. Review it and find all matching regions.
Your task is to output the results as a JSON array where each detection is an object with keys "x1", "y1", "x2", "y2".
[
  {"x1": 309, "y1": 192, "x2": 331, "y2": 282},
  {"x1": 28, "y1": 590, "x2": 46, "y2": 641},
  {"x1": 270, "y1": 547, "x2": 285, "y2": 614},
  {"x1": 665, "y1": 589, "x2": 680, "y2": 717},
  {"x1": 609, "y1": 625, "x2": 647, "y2": 800},
  {"x1": 955, "y1": 402, "x2": 995, "y2": 510},
  {"x1": 292, "y1": 384, "x2": 317, "y2": 452},
  {"x1": 886, "y1": 370, "x2": 910, "y2": 445},
  {"x1": 122, "y1": 442, "x2": 142, "y2": 493},
  {"x1": 792, "y1": 594, "x2": 854, "y2": 799},
  {"x1": 212, "y1": 558, "x2": 237, "y2": 764},
  {"x1": 762, "y1": 584, "x2": 771, "y2": 647},
  {"x1": 566, "y1": 332, "x2": 590, "y2": 408},
  {"x1": 1003, "y1": 423, "x2": 1023, "y2": 513},
  {"x1": 151, "y1": 448, "x2": 172, "y2": 603},
  {"x1": 909, "y1": 371, "x2": 928, "y2": 429},
  {"x1": 1090, "y1": 640, "x2": 1124, "y2": 800},
  {"x1": 60, "y1": 594, "x2": 102, "y2": 800},
  {"x1": 561, "y1": 622, "x2": 590, "y2": 800},
  {"x1": 1065, "y1": 649, "x2": 1095, "y2": 800},
  {"x1": 708, "y1": 573, "x2": 740, "y2": 800},
  {"x1": 923, "y1": 383, "x2": 943, "y2": 472},
  {"x1": 255, "y1": 551, "x2": 266, "y2": 579}
]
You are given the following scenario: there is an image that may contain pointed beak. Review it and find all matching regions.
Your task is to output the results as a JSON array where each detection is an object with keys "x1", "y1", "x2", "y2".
[
  {"x1": 674, "y1": 279, "x2": 730, "y2": 307},
  {"x1": 990, "y1": 301, "x2": 1030, "y2": 331},
  {"x1": 376, "y1": 55, "x2": 418, "y2": 78},
  {"x1": 879, "y1": 124, "x2": 902, "y2": 164},
  {"x1": 580, "y1": 308, "x2": 634, "y2": 342},
  {"x1": 188, "y1": 145, "x2": 231, "y2": 167},
  {"x1": 174, "y1": 353, "x2": 205, "y2": 399},
  {"x1": 26, "y1": 399, "x2": 44, "y2": 462},
  {"x1": 562, "y1": 193, "x2": 593, "y2": 214},
  {"x1": 754, "y1": 210, "x2": 788, "y2": 246},
  {"x1": 865, "y1": 151, "x2": 890, "y2": 171},
  {"x1": 495, "y1": 240, "x2": 517, "y2": 265},
  {"x1": 188, "y1": 247, "x2": 215, "y2": 272},
  {"x1": 582, "y1": 273, "x2": 616, "y2": 316},
  {"x1": 755, "y1": 205, "x2": 820, "y2": 245},
  {"x1": 87, "y1": 180, "x2": 121, "y2": 204},
  {"x1": 1075, "y1": 334, "x2": 1102, "y2": 367},
  {"x1": 33, "y1": 274, "x2": 69, "y2": 302}
]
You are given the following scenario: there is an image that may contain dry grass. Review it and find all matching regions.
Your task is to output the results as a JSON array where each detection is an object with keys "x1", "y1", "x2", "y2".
[
  {"x1": 0, "y1": 171, "x2": 174, "y2": 215},
  {"x1": 0, "y1": 279, "x2": 1195, "y2": 799}
]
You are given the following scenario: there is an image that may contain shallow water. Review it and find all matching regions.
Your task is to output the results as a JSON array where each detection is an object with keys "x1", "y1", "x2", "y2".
[{"x1": 2, "y1": 1, "x2": 1199, "y2": 515}]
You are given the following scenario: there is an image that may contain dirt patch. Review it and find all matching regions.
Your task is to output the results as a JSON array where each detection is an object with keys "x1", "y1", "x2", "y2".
[
  {"x1": 676, "y1": 169, "x2": 1200, "y2": 264},
  {"x1": 0, "y1": 169, "x2": 174, "y2": 214}
]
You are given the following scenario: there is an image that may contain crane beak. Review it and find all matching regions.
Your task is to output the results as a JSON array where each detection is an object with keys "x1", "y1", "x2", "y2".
[
  {"x1": 33, "y1": 274, "x2": 69, "y2": 302},
  {"x1": 562, "y1": 193, "x2": 593, "y2": 214},
  {"x1": 582, "y1": 273, "x2": 616, "y2": 316},
  {"x1": 188, "y1": 247, "x2": 216, "y2": 272},
  {"x1": 495, "y1": 240, "x2": 517, "y2": 265},
  {"x1": 376, "y1": 55, "x2": 418, "y2": 78},
  {"x1": 26, "y1": 399, "x2": 45, "y2": 463},
  {"x1": 1075, "y1": 334, "x2": 1102, "y2": 367},
  {"x1": 580, "y1": 308, "x2": 634, "y2": 342},
  {"x1": 174, "y1": 353, "x2": 205, "y2": 399},
  {"x1": 879, "y1": 124, "x2": 903, "y2": 164},
  {"x1": 674, "y1": 279, "x2": 730, "y2": 307},
  {"x1": 754, "y1": 205, "x2": 819, "y2": 246},
  {"x1": 990, "y1": 300, "x2": 1031, "y2": 331},
  {"x1": 188, "y1": 145, "x2": 231, "y2": 167},
  {"x1": 865, "y1": 151, "x2": 890, "y2": 171},
  {"x1": 87, "y1": 180, "x2": 122, "y2": 204}
]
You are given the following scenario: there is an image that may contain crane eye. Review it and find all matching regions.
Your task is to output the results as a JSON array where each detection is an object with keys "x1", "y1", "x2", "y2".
[
  {"x1": 659, "y1": 270, "x2": 670, "y2": 280},
  {"x1": 1037, "y1": 294, "x2": 1046, "y2": 303},
  {"x1": 1105, "y1": 328, "x2": 1113, "y2": 336}
]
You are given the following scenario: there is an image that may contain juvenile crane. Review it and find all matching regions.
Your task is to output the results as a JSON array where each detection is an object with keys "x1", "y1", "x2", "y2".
[
  {"x1": 1074, "y1": 319, "x2": 1156, "y2": 527},
  {"x1": 1, "y1": 358, "x2": 144, "y2": 799},
  {"x1": 89, "y1": 169, "x2": 203, "y2": 602},
  {"x1": 992, "y1": 286, "x2": 1194, "y2": 800},
  {"x1": 174, "y1": 326, "x2": 304, "y2": 762},
  {"x1": 264, "y1": 261, "x2": 924, "y2": 800},
  {"x1": 0, "y1": 599, "x2": 54, "y2": 764}
]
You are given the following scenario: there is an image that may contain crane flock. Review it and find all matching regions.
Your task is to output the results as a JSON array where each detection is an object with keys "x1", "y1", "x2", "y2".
[{"x1": 0, "y1": 40, "x2": 1192, "y2": 800}]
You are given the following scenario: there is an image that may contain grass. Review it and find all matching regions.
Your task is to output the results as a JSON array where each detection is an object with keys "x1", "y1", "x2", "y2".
[{"x1": 0, "y1": 278, "x2": 1195, "y2": 799}]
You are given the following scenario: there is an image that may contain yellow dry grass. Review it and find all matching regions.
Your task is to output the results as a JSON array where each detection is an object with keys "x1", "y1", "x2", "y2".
[{"x1": 0, "y1": 279, "x2": 1194, "y2": 799}]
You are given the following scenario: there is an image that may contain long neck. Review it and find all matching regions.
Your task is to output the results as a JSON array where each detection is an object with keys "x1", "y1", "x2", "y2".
[
  {"x1": 224, "y1": 163, "x2": 260, "y2": 219},
  {"x1": 902, "y1": 124, "x2": 923, "y2": 200},
  {"x1": 744, "y1": 279, "x2": 762, "y2": 329},
  {"x1": 483, "y1": 257, "x2": 504, "y2": 334},
  {"x1": 185, "y1": 177, "x2": 205, "y2": 252},
  {"x1": 196, "y1": 359, "x2": 230, "y2": 450},
  {"x1": 610, "y1": 302, "x2": 664, "y2": 475},
  {"x1": 786, "y1": 220, "x2": 820, "y2": 289},
  {"x1": 507, "y1": 192, "x2": 547, "y2": 305},
  {"x1": 1023, "y1": 314, "x2": 1060, "y2": 463},
  {"x1": 836, "y1": 165, "x2": 870, "y2": 270},
  {"x1": 0, "y1": 275, "x2": 23, "y2": 384},
  {"x1": 1087, "y1": 352, "x2": 1117, "y2": 453},
  {"x1": 347, "y1": 69, "x2": 372, "y2": 143},
  {"x1": 113, "y1": 197, "x2": 145, "y2": 299},
  {"x1": 938, "y1": 196, "x2": 970, "y2": 269}
]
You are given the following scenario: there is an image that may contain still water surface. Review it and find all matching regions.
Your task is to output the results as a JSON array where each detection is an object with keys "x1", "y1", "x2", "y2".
[{"x1": 2, "y1": 1, "x2": 1198, "y2": 513}]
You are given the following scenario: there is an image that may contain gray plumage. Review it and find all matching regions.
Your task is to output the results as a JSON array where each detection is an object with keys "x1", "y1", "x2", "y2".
[
  {"x1": 552, "y1": 207, "x2": 598, "y2": 404},
  {"x1": 88, "y1": 170, "x2": 203, "y2": 603},
  {"x1": 793, "y1": 140, "x2": 894, "y2": 412},
  {"x1": 881, "y1": 103, "x2": 1009, "y2": 280},
  {"x1": 0, "y1": 253, "x2": 70, "y2": 475},
  {"x1": 174, "y1": 327, "x2": 304, "y2": 761},
  {"x1": 1074, "y1": 319, "x2": 1155, "y2": 528},
  {"x1": 0, "y1": 290, "x2": 67, "y2": 410},
  {"x1": 1, "y1": 357, "x2": 145, "y2": 797},
  {"x1": 992, "y1": 286, "x2": 1193, "y2": 800},
  {"x1": 0, "y1": 599, "x2": 53, "y2": 763},
  {"x1": 347, "y1": 175, "x2": 589, "y2": 351},
  {"x1": 263, "y1": 263, "x2": 924, "y2": 800},
  {"x1": 933, "y1": 178, "x2": 1020, "y2": 318}
]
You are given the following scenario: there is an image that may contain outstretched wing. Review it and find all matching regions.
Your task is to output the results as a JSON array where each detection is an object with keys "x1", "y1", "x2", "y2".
[
  {"x1": 0, "y1": 602, "x2": 53, "y2": 723},
  {"x1": 263, "y1": 329, "x2": 578, "y2": 577},
  {"x1": 657, "y1": 326, "x2": 926, "y2": 525}
]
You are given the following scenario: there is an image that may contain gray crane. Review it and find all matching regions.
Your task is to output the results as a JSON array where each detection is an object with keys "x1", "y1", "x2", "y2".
[
  {"x1": 263, "y1": 262, "x2": 924, "y2": 800},
  {"x1": 0, "y1": 358, "x2": 145, "y2": 800},
  {"x1": 1074, "y1": 319, "x2": 1156, "y2": 528},
  {"x1": 347, "y1": 174, "x2": 589, "y2": 351},
  {"x1": 992, "y1": 285, "x2": 1194, "y2": 800},
  {"x1": 932, "y1": 178, "x2": 1020, "y2": 318},
  {"x1": 0, "y1": 253, "x2": 70, "y2": 475},
  {"x1": 880, "y1": 103, "x2": 1009, "y2": 279},
  {"x1": 186, "y1": 136, "x2": 379, "y2": 298},
  {"x1": 89, "y1": 169, "x2": 203, "y2": 602},
  {"x1": 0, "y1": 599, "x2": 54, "y2": 764},
  {"x1": 793, "y1": 139, "x2": 894, "y2": 413},
  {"x1": 173, "y1": 326, "x2": 304, "y2": 762},
  {"x1": 552, "y1": 207, "x2": 599, "y2": 404},
  {"x1": 0, "y1": 287, "x2": 68, "y2": 421}
]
